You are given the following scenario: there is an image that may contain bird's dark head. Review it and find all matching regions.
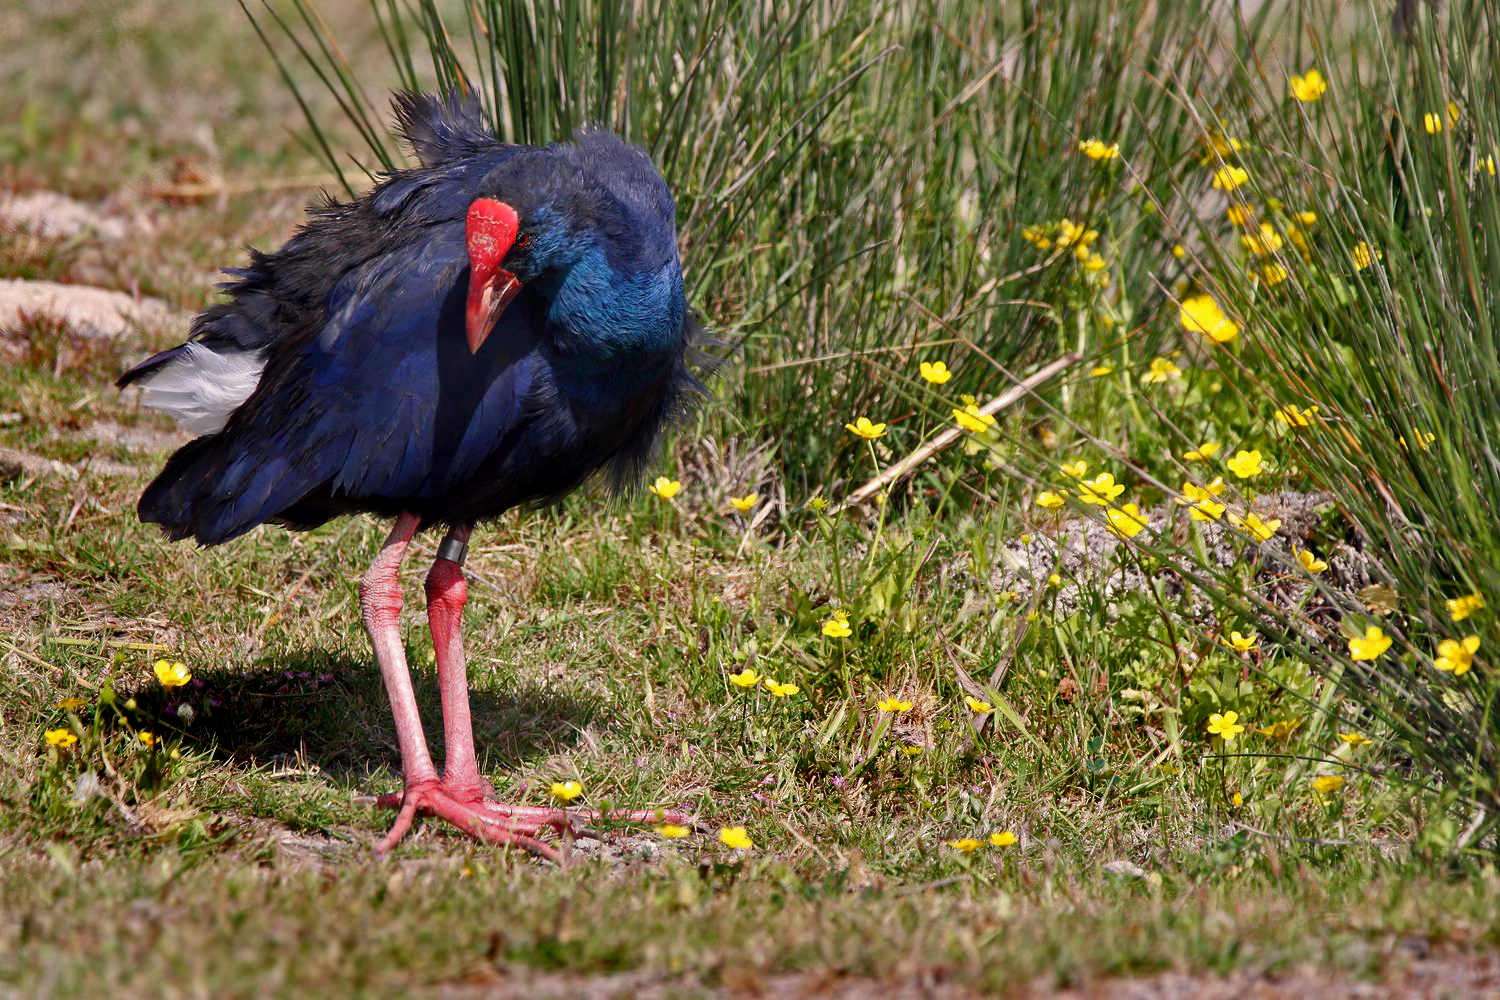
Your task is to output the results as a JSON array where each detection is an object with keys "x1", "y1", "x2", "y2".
[{"x1": 463, "y1": 132, "x2": 683, "y2": 357}]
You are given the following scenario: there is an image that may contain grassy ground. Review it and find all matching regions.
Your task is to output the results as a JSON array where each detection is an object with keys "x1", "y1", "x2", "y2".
[{"x1": 4, "y1": 2, "x2": 1500, "y2": 997}]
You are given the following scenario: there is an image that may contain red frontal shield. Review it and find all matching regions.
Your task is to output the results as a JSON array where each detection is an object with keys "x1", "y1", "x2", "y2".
[{"x1": 465, "y1": 198, "x2": 522, "y2": 353}]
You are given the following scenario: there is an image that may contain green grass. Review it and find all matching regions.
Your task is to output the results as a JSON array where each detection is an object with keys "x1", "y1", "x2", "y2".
[{"x1": 5, "y1": 0, "x2": 1500, "y2": 995}]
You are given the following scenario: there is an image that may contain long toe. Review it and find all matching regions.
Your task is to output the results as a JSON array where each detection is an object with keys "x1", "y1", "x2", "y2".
[
  {"x1": 364, "y1": 784, "x2": 692, "y2": 859},
  {"x1": 369, "y1": 783, "x2": 561, "y2": 862}
]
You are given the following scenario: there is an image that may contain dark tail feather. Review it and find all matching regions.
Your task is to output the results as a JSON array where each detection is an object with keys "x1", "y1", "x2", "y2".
[
  {"x1": 116, "y1": 344, "x2": 189, "y2": 389},
  {"x1": 139, "y1": 437, "x2": 286, "y2": 546},
  {"x1": 137, "y1": 437, "x2": 221, "y2": 542}
]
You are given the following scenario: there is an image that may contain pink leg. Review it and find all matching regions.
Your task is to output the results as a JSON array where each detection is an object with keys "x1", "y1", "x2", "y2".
[
  {"x1": 364, "y1": 521, "x2": 694, "y2": 858},
  {"x1": 359, "y1": 512, "x2": 438, "y2": 794},
  {"x1": 424, "y1": 524, "x2": 489, "y2": 799}
]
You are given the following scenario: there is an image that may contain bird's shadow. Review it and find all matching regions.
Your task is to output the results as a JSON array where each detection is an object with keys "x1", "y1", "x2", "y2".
[{"x1": 154, "y1": 649, "x2": 593, "y2": 792}]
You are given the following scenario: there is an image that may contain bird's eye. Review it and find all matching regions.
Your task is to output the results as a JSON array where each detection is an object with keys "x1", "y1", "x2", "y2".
[{"x1": 515, "y1": 232, "x2": 532, "y2": 250}]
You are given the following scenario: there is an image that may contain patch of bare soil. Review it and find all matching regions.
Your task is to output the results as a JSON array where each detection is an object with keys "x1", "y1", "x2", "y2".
[
  {"x1": 431, "y1": 949, "x2": 1500, "y2": 999},
  {"x1": 0, "y1": 277, "x2": 182, "y2": 342},
  {"x1": 1056, "y1": 948, "x2": 1500, "y2": 999},
  {"x1": 989, "y1": 490, "x2": 1372, "y2": 629},
  {"x1": 0, "y1": 190, "x2": 130, "y2": 242}
]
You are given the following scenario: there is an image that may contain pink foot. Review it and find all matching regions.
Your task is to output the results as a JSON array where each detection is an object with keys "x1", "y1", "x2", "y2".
[{"x1": 365, "y1": 781, "x2": 692, "y2": 861}]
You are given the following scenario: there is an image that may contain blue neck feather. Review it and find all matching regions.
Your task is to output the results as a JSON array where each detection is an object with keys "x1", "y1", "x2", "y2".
[{"x1": 544, "y1": 248, "x2": 684, "y2": 377}]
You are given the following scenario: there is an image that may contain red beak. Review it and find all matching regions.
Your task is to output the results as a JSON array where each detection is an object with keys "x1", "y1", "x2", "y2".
[{"x1": 465, "y1": 198, "x2": 522, "y2": 353}]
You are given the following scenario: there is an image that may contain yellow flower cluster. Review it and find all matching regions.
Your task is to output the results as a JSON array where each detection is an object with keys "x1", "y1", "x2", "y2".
[
  {"x1": 947, "y1": 831, "x2": 1018, "y2": 852},
  {"x1": 1178, "y1": 294, "x2": 1239, "y2": 344},
  {"x1": 1078, "y1": 138, "x2": 1120, "y2": 161}
]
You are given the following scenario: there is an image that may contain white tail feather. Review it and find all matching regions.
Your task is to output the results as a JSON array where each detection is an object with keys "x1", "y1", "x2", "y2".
[{"x1": 136, "y1": 342, "x2": 266, "y2": 435}]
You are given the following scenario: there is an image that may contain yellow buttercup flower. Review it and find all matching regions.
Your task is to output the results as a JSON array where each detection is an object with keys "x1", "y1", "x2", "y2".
[
  {"x1": 1035, "y1": 490, "x2": 1066, "y2": 510},
  {"x1": 728, "y1": 668, "x2": 763, "y2": 688},
  {"x1": 1257, "y1": 717, "x2": 1302, "y2": 740},
  {"x1": 1189, "y1": 497, "x2": 1225, "y2": 522},
  {"x1": 1423, "y1": 104, "x2": 1459, "y2": 135},
  {"x1": 1351, "y1": 241, "x2": 1380, "y2": 271},
  {"x1": 1206, "y1": 710, "x2": 1245, "y2": 741},
  {"x1": 138, "y1": 731, "x2": 157, "y2": 748},
  {"x1": 989, "y1": 831, "x2": 1018, "y2": 847},
  {"x1": 56, "y1": 697, "x2": 87, "y2": 711},
  {"x1": 154, "y1": 659, "x2": 192, "y2": 688},
  {"x1": 1078, "y1": 138, "x2": 1120, "y2": 161},
  {"x1": 899, "y1": 744, "x2": 924, "y2": 756},
  {"x1": 1446, "y1": 593, "x2": 1485, "y2": 622},
  {"x1": 549, "y1": 780, "x2": 584, "y2": 802},
  {"x1": 1200, "y1": 132, "x2": 1244, "y2": 162},
  {"x1": 947, "y1": 837, "x2": 981, "y2": 853},
  {"x1": 1226, "y1": 449, "x2": 1264, "y2": 479},
  {"x1": 656, "y1": 823, "x2": 691, "y2": 839},
  {"x1": 1142, "y1": 357, "x2": 1182, "y2": 383},
  {"x1": 821, "y1": 609, "x2": 852, "y2": 639},
  {"x1": 1348, "y1": 625, "x2": 1392, "y2": 661},
  {"x1": 1184, "y1": 442, "x2": 1220, "y2": 462},
  {"x1": 649, "y1": 476, "x2": 682, "y2": 499},
  {"x1": 764, "y1": 679, "x2": 800, "y2": 698},
  {"x1": 1260, "y1": 262, "x2": 1290, "y2": 286},
  {"x1": 1225, "y1": 203, "x2": 1254, "y2": 227},
  {"x1": 1223, "y1": 630, "x2": 1258, "y2": 653},
  {"x1": 1089, "y1": 363, "x2": 1114, "y2": 377},
  {"x1": 1021, "y1": 224, "x2": 1052, "y2": 249},
  {"x1": 845, "y1": 416, "x2": 887, "y2": 440},
  {"x1": 1176, "y1": 478, "x2": 1226, "y2": 505},
  {"x1": 1275, "y1": 404, "x2": 1318, "y2": 429},
  {"x1": 876, "y1": 697, "x2": 912, "y2": 713},
  {"x1": 1434, "y1": 635, "x2": 1480, "y2": 676},
  {"x1": 1211, "y1": 165, "x2": 1249, "y2": 190},
  {"x1": 727, "y1": 492, "x2": 758, "y2": 513},
  {"x1": 1105, "y1": 503, "x2": 1147, "y2": 539},
  {"x1": 919, "y1": 360, "x2": 953, "y2": 384},
  {"x1": 1230, "y1": 512, "x2": 1280, "y2": 542},
  {"x1": 1295, "y1": 547, "x2": 1329, "y2": 573},
  {"x1": 1077, "y1": 472, "x2": 1124, "y2": 506},
  {"x1": 1338, "y1": 732, "x2": 1371, "y2": 748},
  {"x1": 952, "y1": 404, "x2": 996, "y2": 434},
  {"x1": 1240, "y1": 222, "x2": 1284, "y2": 257},
  {"x1": 964, "y1": 696, "x2": 993, "y2": 714},
  {"x1": 1060, "y1": 459, "x2": 1088, "y2": 479},
  {"x1": 1312, "y1": 775, "x2": 1345, "y2": 795},
  {"x1": 1171, "y1": 243, "x2": 1186, "y2": 260},
  {"x1": 1289, "y1": 68, "x2": 1327, "y2": 102},
  {"x1": 1055, "y1": 218, "x2": 1099, "y2": 248},
  {"x1": 1295, "y1": 210, "x2": 1318, "y2": 226},
  {"x1": 45, "y1": 728, "x2": 78, "y2": 748},
  {"x1": 718, "y1": 826, "x2": 754, "y2": 850},
  {"x1": 1179, "y1": 294, "x2": 1239, "y2": 344}
]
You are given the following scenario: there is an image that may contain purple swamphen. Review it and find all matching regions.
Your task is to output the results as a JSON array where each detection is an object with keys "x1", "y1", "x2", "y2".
[{"x1": 118, "y1": 93, "x2": 701, "y2": 857}]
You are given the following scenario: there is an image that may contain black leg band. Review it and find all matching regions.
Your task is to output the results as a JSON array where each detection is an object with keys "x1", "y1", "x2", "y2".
[{"x1": 436, "y1": 536, "x2": 469, "y2": 565}]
